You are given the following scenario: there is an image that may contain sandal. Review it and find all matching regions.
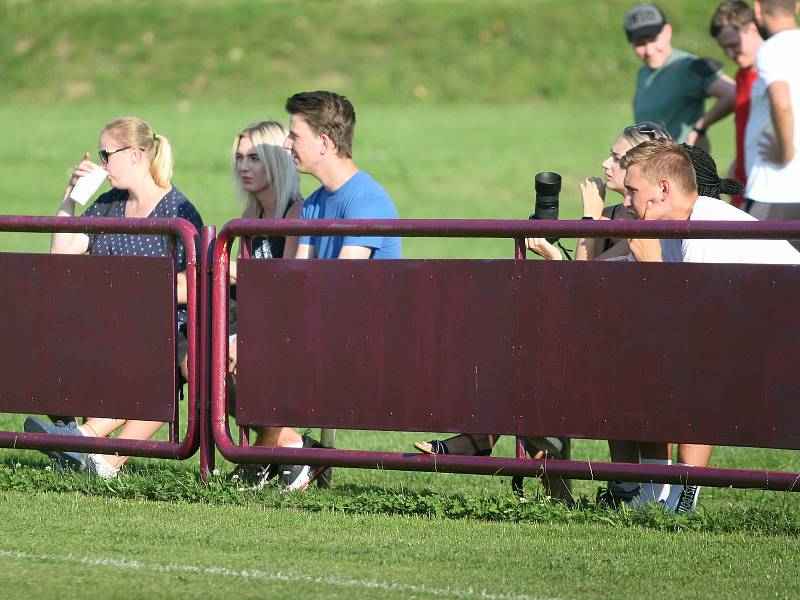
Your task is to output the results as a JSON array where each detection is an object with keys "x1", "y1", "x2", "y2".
[{"x1": 413, "y1": 434, "x2": 493, "y2": 456}]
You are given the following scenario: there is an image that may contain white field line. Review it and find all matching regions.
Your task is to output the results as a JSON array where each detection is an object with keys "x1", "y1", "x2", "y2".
[{"x1": 0, "y1": 549, "x2": 565, "y2": 600}]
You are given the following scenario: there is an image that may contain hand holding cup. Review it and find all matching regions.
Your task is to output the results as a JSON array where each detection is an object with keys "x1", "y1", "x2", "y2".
[{"x1": 68, "y1": 153, "x2": 108, "y2": 205}]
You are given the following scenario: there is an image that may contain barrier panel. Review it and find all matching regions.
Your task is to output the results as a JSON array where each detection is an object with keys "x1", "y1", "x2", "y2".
[
  {"x1": 0, "y1": 216, "x2": 201, "y2": 460},
  {"x1": 212, "y1": 218, "x2": 800, "y2": 491}
]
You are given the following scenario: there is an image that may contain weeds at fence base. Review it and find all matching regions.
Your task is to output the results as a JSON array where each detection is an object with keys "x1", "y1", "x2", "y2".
[{"x1": 1, "y1": 459, "x2": 798, "y2": 536}]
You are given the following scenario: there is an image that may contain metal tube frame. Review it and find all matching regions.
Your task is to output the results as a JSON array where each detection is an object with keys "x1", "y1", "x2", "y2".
[
  {"x1": 211, "y1": 218, "x2": 800, "y2": 492},
  {"x1": 0, "y1": 215, "x2": 201, "y2": 460}
]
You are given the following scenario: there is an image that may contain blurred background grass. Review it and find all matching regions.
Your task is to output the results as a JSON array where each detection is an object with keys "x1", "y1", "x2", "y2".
[
  {"x1": 1, "y1": 0, "x2": 798, "y2": 538},
  {"x1": 0, "y1": 0, "x2": 735, "y2": 257}
]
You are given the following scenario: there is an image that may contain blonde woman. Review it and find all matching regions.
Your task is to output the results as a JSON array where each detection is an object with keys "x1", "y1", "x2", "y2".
[
  {"x1": 227, "y1": 120, "x2": 318, "y2": 492},
  {"x1": 24, "y1": 116, "x2": 203, "y2": 478}
]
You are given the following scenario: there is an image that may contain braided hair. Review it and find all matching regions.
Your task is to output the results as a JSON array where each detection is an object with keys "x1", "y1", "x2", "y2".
[{"x1": 680, "y1": 143, "x2": 744, "y2": 199}]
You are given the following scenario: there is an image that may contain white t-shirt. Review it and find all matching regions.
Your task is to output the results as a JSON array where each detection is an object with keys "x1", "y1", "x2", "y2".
[
  {"x1": 660, "y1": 196, "x2": 800, "y2": 264},
  {"x1": 744, "y1": 29, "x2": 800, "y2": 203}
]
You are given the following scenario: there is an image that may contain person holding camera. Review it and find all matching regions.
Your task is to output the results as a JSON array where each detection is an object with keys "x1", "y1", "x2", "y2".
[{"x1": 527, "y1": 122, "x2": 679, "y2": 509}]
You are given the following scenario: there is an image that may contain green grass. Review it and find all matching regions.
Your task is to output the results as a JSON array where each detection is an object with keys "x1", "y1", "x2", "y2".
[
  {"x1": 0, "y1": 0, "x2": 794, "y2": 597},
  {"x1": 1, "y1": 487, "x2": 799, "y2": 599},
  {"x1": 1, "y1": 0, "x2": 738, "y2": 106}
]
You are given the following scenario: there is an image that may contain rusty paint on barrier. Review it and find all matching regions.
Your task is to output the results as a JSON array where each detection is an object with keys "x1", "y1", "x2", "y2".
[
  {"x1": 0, "y1": 253, "x2": 176, "y2": 420},
  {"x1": 234, "y1": 258, "x2": 800, "y2": 450}
]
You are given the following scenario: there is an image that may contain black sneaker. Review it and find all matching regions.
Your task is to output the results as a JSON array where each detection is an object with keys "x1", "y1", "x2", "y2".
[
  {"x1": 278, "y1": 464, "x2": 312, "y2": 491},
  {"x1": 229, "y1": 463, "x2": 276, "y2": 491},
  {"x1": 596, "y1": 485, "x2": 641, "y2": 509},
  {"x1": 303, "y1": 433, "x2": 332, "y2": 487},
  {"x1": 675, "y1": 485, "x2": 699, "y2": 515}
]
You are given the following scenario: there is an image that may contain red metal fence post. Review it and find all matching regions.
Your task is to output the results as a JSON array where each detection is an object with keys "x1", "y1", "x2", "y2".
[{"x1": 199, "y1": 225, "x2": 216, "y2": 480}]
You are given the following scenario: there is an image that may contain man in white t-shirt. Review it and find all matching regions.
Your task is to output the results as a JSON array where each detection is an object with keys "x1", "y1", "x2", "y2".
[
  {"x1": 744, "y1": 0, "x2": 800, "y2": 232},
  {"x1": 620, "y1": 139, "x2": 800, "y2": 513}
]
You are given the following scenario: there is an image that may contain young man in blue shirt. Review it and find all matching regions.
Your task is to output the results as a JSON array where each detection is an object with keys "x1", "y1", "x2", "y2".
[{"x1": 283, "y1": 90, "x2": 401, "y2": 259}]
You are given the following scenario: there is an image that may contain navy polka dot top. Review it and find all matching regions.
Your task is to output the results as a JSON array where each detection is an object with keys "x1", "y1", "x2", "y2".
[{"x1": 82, "y1": 186, "x2": 203, "y2": 329}]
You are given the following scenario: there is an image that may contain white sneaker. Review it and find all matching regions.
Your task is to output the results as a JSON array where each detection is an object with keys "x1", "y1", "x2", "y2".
[{"x1": 86, "y1": 454, "x2": 119, "y2": 479}]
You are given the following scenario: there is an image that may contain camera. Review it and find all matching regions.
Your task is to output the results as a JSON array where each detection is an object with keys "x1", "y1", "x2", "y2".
[{"x1": 529, "y1": 171, "x2": 561, "y2": 242}]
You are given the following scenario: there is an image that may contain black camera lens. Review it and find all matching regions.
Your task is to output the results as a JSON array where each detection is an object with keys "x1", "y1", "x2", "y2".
[
  {"x1": 532, "y1": 171, "x2": 560, "y2": 221},
  {"x1": 530, "y1": 171, "x2": 561, "y2": 243},
  {"x1": 534, "y1": 171, "x2": 562, "y2": 197}
]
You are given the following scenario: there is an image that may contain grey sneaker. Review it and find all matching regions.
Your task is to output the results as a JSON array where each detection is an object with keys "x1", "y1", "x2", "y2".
[
  {"x1": 24, "y1": 417, "x2": 89, "y2": 470},
  {"x1": 24, "y1": 417, "x2": 85, "y2": 437}
]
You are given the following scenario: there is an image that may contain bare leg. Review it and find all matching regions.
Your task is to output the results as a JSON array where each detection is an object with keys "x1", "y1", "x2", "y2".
[
  {"x1": 678, "y1": 444, "x2": 713, "y2": 467},
  {"x1": 253, "y1": 426, "x2": 302, "y2": 448},
  {"x1": 81, "y1": 418, "x2": 126, "y2": 438},
  {"x1": 95, "y1": 420, "x2": 164, "y2": 469}
]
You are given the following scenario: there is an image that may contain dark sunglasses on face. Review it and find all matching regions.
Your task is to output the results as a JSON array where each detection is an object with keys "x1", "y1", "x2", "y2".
[{"x1": 98, "y1": 146, "x2": 132, "y2": 163}]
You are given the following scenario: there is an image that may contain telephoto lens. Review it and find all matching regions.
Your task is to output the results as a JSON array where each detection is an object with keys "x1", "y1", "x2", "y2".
[{"x1": 530, "y1": 171, "x2": 561, "y2": 242}]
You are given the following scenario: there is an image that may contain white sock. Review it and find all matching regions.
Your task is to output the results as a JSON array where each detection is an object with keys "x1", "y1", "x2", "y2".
[
  {"x1": 637, "y1": 459, "x2": 672, "y2": 505},
  {"x1": 76, "y1": 425, "x2": 89, "y2": 436},
  {"x1": 285, "y1": 441, "x2": 302, "y2": 448},
  {"x1": 88, "y1": 454, "x2": 119, "y2": 479}
]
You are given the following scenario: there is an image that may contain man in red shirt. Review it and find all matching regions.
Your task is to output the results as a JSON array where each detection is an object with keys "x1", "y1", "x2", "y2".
[{"x1": 710, "y1": 1, "x2": 764, "y2": 208}]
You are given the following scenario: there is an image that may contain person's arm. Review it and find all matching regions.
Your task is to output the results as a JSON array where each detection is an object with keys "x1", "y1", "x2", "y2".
[
  {"x1": 176, "y1": 272, "x2": 187, "y2": 304},
  {"x1": 338, "y1": 245, "x2": 372, "y2": 259},
  {"x1": 282, "y1": 201, "x2": 304, "y2": 260},
  {"x1": 574, "y1": 177, "x2": 606, "y2": 261},
  {"x1": 628, "y1": 201, "x2": 663, "y2": 262},
  {"x1": 295, "y1": 243, "x2": 316, "y2": 259},
  {"x1": 51, "y1": 153, "x2": 94, "y2": 255},
  {"x1": 686, "y1": 75, "x2": 736, "y2": 146},
  {"x1": 763, "y1": 81, "x2": 795, "y2": 166},
  {"x1": 525, "y1": 238, "x2": 562, "y2": 260}
]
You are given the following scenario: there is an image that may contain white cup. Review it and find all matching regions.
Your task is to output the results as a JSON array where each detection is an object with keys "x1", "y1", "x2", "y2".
[{"x1": 69, "y1": 164, "x2": 109, "y2": 205}]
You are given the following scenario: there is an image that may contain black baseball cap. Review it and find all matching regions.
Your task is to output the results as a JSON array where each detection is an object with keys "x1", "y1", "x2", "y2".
[{"x1": 624, "y1": 3, "x2": 667, "y2": 42}]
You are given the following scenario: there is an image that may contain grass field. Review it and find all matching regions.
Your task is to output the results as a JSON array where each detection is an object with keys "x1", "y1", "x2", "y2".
[{"x1": 2, "y1": 0, "x2": 799, "y2": 598}]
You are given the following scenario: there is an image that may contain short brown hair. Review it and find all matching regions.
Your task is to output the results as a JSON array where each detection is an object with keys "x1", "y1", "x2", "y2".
[
  {"x1": 710, "y1": 1, "x2": 755, "y2": 37},
  {"x1": 285, "y1": 91, "x2": 356, "y2": 158},
  {"x1": 620, "y1": 139, "x2": 697, "y2": 195}
]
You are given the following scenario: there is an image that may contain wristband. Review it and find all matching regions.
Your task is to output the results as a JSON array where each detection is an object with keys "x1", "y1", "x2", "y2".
[{"x1": 692, "y1": 125, "x2": 707, "y2": 136}]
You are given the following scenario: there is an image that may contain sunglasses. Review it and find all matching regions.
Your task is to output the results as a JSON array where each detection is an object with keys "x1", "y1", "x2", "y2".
[
  {"x1": 98, "y1": 146, "x2": 132, "y2": 163},
  {"x1": 634, "y1": 123, "x2": 661, "y2": 138}
]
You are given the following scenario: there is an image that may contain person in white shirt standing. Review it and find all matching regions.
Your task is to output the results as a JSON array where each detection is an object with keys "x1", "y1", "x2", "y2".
[
  {"x1": 620, "y1": 138, "x2": 800, "y2": 513},
  {"x1": 744, "y1": 0, "x2": 800, "y2": 242}
]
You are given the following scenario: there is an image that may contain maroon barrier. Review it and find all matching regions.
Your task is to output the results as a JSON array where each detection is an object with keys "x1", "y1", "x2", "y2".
[
  {"x1": 210, "y1": 218, "x2": 800, "y2": 491},
  {"x1": 0, "y1": 216, "x2": 200, "y2": 460}
]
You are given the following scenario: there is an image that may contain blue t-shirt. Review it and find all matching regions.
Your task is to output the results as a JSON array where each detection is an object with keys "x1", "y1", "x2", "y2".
[{"x1": 299, "y1": 171, "x2": 402, "y2": 259}]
